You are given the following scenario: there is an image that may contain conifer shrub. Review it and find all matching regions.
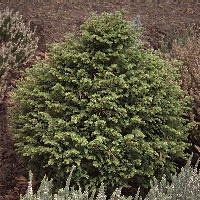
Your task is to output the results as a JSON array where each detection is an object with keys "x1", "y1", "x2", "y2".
[
  {"x1": 12, "y1": 12, "x2": 192, "y2": 195},
  {"x1": 0, "y1": 8, "x2": 38, "y2": 102}
]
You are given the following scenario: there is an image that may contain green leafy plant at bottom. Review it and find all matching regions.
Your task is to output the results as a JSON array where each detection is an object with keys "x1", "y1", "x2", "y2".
[{"x1": 21, "y1": 156, "x2": 200, "y2": 200}]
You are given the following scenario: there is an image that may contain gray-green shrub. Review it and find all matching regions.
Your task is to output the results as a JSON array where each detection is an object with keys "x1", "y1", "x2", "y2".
[
  {"x1": 13, "y1": 11, "x2": 192, "y2": 194},
  {"x1": 142, "y1": 156, "x2": 200, "y2": 200},
  {"x1": 21, "y1": 157, "x2": 200, "y2": 200},
  {"x1": 0, "y1": 8, "x2": 38, "y2": 101},
  {"x1": 21, "y1": 166, "x2": 132, "y2": 200}
]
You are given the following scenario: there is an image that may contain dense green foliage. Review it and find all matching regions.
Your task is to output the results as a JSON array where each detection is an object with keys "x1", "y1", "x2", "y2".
[
  {"x1": 21, "y1": 157, "x2": 200, "y2": 200},
  {"x1": 13, "y1": 12, "x2": 192, "y2": 194},
  {"x1": 0, "y1": 8, "x2": 38, "y2": 101}
]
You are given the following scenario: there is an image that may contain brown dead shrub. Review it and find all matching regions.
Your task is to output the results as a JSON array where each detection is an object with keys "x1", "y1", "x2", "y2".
[{"x1": 171, "y1": 28, "x2": 200, "y2": 156}]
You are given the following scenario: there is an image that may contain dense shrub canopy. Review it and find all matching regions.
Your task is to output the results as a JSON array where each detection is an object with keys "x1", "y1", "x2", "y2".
[{"x1": 12, "y1": 12, "x2": 191, "y2": 194}]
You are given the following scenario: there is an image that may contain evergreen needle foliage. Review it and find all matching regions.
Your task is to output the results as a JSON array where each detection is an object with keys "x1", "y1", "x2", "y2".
[
  {"x1": 0, "y1": 8, "x2": 38, "y2": 102},
  {"x1": 12, "y1": 12, "x2": 192, "y2": 194}
]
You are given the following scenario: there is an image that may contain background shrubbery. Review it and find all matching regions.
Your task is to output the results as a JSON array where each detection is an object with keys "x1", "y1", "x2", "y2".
[
  {"x1": 170, "y1": 31, "x2": 200, "y2": 158},
  {"x1": 12, "y1": 12, "x2": 193, "y2": 196},
  {"x1": 0, "y1": 8, "x2": 37, "y2": 102},
  {"x1": 0, "y1": 8, "x2": 37, "y2": 196}
]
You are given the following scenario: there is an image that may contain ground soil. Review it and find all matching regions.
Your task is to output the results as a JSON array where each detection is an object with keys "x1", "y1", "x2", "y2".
[{"x1": 0, "y1": 0, "x2": 200, "y2": 199}]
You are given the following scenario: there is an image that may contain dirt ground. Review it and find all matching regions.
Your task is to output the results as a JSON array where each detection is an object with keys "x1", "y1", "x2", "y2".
[{"x1": 0, "y1": 0, "x2": 200, "y2": 199}]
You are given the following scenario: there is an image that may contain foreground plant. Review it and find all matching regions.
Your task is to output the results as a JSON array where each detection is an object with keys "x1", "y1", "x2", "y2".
[
  {"x1": 21, "y1": 166, "x2": 131, "y2": 200},
  {"x1": 0, "y1": 8, "x2": 37, "y2": 102},
  {"x1": 142, "y1": 156, "x2": 200, "y2": 200},
  {"x1": 21, "y1": 157, "x2": 200, "y2": 200},
  {"x1": 13, "y1": 11, "x2": 192, "y2": 194}
]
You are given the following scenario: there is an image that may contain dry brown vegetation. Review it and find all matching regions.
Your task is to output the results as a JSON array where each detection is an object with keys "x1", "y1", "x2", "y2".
[{"x1": 171, "y1": 31, "x2": 200, "y2": 154}]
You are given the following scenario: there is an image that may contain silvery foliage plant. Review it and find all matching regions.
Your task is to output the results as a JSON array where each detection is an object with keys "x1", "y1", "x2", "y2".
[
  {"x1": 142, "y1": 156, "x2": 200, "y2": 200},
  {"x1": 20, "y1": 166, "x2": 132, "y2": 200},
  {"x1": 21, "y1": 156, "x2": 200, "y2": 200},
  {"x1": 0, "y1": 8, "x2": 37, "y2": 101}
]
